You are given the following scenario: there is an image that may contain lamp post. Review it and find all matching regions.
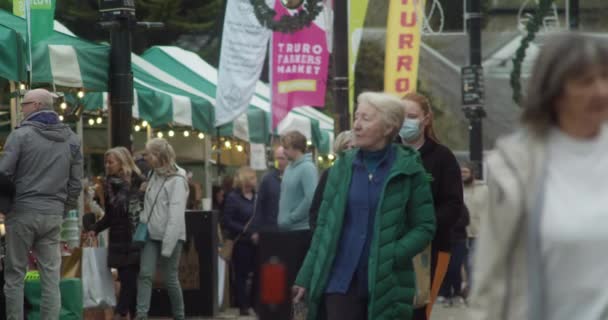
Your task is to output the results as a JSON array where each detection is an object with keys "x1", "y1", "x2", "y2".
[
  {"x1": 463, "y1": 0, "x2": 486, "y2": 178},
  {"x1": 98, "y1": 0, "x2": 162, "y2": 150}
]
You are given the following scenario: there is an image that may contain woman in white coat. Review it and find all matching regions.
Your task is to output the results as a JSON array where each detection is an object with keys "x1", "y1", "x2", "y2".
[
  {"x1": 469, "y1": 33, "x2": 608, "y2": 320},
  {"x1": 135, "y1": 138, "x2": 189, "y2": 320}
]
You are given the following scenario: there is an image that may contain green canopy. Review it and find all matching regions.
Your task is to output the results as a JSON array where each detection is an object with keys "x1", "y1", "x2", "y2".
[
  {"x1": 142, "y1": 46, "x2": 334, "y2": 153},
  {"x1": 0, "y1": 24, "x2": 26, "y2": 81},
  {"x1": 0, "y1": 9, "x2": 109, "y2": 91}
]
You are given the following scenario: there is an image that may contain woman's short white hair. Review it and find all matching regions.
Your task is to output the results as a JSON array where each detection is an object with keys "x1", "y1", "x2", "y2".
[{"x1": 357, "y1": 92, "x2": 406, "y2": 139}]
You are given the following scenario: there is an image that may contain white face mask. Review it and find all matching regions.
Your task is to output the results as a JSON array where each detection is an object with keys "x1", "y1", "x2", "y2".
[{"x1": 399, "y1": 118, "x2": 422, "y2": 141}]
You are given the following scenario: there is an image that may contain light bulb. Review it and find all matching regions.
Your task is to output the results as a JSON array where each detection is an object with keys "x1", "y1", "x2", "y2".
[
  {"x1": 77, "y1": 90, "x2": 85, "y2": 99},
  {"x1": 88, "y1": 118, "x2": 95, "y2": 126},
  {"x1": 60, "y1": 102, "x2": 67, "y2": 110},
  {"x1": 307, "y1": 140, "x2": 312, "y2": 146},
  {"x1": 183, "y1": 131, "x2": 190, "y2": 137},
  {"x1": 198, "y1": 133, "x2": 205, "y2": 139},
  {"x1": 157, "y1": 132, "x2": 164, "y2": 138},
  {"x1": 134, "y1": 125, "x2": 141, "y2": 132},
  {"x1": 19, "y1": 83, "x2": 26, "y2": 91},
  {"x1": 236, "y1": 145, "x2": 244, "y2": 152},
  {"x1": 168, "y1": 130, "x2": 175, "y2": 137},
  {"x1": 59, "y1": 115, "x2": 64, "y2": 121},
  {"x1": 142, "y1": 120, "x2": 148, "y2": 128},
  {"x1": 224, "y1": 140, "x2": 232, "y2": 149},
  {"x1": 96, "y1": 117, "x2": 102, "y2": 124},
  {"x1": 328, "y1": 154, "x2": 335, "y2": 160}
]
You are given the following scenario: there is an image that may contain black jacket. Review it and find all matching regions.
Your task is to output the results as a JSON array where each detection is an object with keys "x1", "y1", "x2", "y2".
[
  {"x1": 416, "y1": 138, "x2": 464, "y2": 252},
  {"x1": 252, "y1": 168, "x2": 281, "y2": 232},
  {"x1": 0, "y1": 173, "x2": 14, "y2": 214},
  {"x1": 451, "y1": 204, "x2": 470, "y2": 242},
  {"x1": 94, "y1": 173, "x2": 144, "y2": 267}
]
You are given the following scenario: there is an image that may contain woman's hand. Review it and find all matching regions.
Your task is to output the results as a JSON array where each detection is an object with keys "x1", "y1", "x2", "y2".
[{"x1": 292, "y1": 285, "x2": 307, "y2": 304}]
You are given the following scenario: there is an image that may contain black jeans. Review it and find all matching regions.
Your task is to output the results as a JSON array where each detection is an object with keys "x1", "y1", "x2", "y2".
[
  {"x1": 116, "y1": 264, "x2": 138, "y2": 317},
  {"x1": 233, "y1": 240, "x2": 257, "y2": 310},
  {"x1": 325, "y1": 281, "x2": 368, "y2": 320}
]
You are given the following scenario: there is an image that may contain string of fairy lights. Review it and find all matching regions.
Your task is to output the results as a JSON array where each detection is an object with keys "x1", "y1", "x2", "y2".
[{"x1": 12, "y1": 85, "x2": 335, "y2": 161}]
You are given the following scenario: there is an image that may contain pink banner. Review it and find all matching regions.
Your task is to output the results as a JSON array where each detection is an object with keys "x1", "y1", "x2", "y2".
[{"x1": 271, "y1": 0, "x2": 330, "y2": 128}]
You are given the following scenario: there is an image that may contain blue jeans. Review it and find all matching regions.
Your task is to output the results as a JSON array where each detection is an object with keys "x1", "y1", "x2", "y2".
[
  {"x1": 4, "y1": 212, "x2": 63, "y2": 320},
  {"x1": 136, "y1": 240, "x2": 184, "y2": 320}
]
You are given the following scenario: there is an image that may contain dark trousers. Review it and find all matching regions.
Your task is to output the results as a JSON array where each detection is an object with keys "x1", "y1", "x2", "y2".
[
  {"x1": 116, "y1": 264, "x2": 138, "y2": 317},
  {"x1": 440, "y1": 240, "x2": 468, "y2": 298},
  {"x1": 325, "y1": 281, "x2": 368, "y2": 320},
  {"x1": 465, "y1": 238, "x2": 476, "y2": 291},
  {"x1": 233, "y1": 240, "x2": 257, "y2": 310}
]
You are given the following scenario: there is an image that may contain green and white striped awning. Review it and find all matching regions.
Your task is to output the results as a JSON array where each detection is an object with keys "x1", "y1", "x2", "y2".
[
  {"x1": 142, "y1": 46, "x2": 334, "y2": 153},
  {"x1": 0, "y1": 10, "x2": 334, "y2": 153},
  {"x1": 0, "y1": 9, "x2": 109, "y2": 91}
]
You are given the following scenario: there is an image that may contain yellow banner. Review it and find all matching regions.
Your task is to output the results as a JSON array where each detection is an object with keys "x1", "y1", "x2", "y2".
[
  {"x1": 348, "y1": 0, "x2": 370, "y2": 122},
  {"x1": 384, "y1": 0, "x2": 426, "y2": 96}
]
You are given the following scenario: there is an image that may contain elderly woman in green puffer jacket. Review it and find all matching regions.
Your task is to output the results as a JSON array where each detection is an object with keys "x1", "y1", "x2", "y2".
[{"x1": 293, "y1": 92, "x2": 436, "y2": 320}]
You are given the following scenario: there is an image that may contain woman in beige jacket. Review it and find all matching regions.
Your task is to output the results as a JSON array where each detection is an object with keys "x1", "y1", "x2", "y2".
[{"x1": 469, "y1": 33, "x2": 608, "y2": 320}]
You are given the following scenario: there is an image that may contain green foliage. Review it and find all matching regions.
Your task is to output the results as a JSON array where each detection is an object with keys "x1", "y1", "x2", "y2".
[
  {"x1": 510, "y1": 0, "x2": 554, "y2": 106},
  {"x1": 54, "y1": 0, "x2": 223, "y2": 54},
  {"x1": 250, "y1": 0, "x2": 324, "y2": 33}
]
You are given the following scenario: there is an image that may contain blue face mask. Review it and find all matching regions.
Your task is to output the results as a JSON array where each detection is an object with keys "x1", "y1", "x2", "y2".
[{"x1": 399, "y1": 118, "x2": 422, "y2": 141}]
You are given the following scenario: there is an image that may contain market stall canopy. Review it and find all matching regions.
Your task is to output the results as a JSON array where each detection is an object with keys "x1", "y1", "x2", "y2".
[
  {"x1": 0, "y1": 9, "x2": 109, "y2": 91},
  {"x1": 142, "y1": 46, "x2": 334, "y2": 153},
  {"x1": 0, "y1": 24, "x2": 26, "y2": 82}
]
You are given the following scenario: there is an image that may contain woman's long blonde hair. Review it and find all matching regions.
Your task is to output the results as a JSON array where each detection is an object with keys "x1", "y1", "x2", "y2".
[
  {"x1": 104, "y1": 147, "x2": 141, "y2": 182},
  {"x1": 146, "y1": 138, "x2": 177, "y2": 176}
]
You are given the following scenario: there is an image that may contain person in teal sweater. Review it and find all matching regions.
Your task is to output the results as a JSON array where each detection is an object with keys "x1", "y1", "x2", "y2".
[
  {"x1": 276, "y1": 130, "x2": 319, "y2": 316},
  {"x1": 277, "y1": 130, "x2": 319, "y2": 231},
  {"x1": 293, "y1": 92, "x2": 436, "y2": 320}
]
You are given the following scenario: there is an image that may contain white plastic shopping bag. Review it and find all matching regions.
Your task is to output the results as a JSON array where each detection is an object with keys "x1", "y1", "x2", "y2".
[{"x1": 82, "y1": 247, "x2": 116, "y2": 308}]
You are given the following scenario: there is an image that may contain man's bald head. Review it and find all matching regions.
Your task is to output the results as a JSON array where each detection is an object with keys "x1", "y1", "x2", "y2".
[
  {"x1": 274, "y1": 146, "x2": 288, "y2": 173},
  {"x1": 21, "y1": 89, "x2": 55, "y2": 119}
]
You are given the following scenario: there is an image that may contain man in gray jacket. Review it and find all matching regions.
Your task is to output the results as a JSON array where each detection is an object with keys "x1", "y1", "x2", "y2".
[{"x1": 1, "y1": 89, "x2": 83, "y2": 320}]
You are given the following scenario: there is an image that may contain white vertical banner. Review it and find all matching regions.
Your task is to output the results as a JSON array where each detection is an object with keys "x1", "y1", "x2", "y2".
[
  {"x1": 249, "y1": 143, "x2": 267, "y2": 170},
  {"x1": 215, "y1": 0, "x2": 272, "y2": 127}
]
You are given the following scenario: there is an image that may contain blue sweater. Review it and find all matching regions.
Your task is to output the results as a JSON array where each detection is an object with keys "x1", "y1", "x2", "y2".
[
  {"x1": 277, "y1": 153, "x2": 318, "y2": 231},
  {"x1": 325, "y1": 145, "x2": 395, "y2": 295},
  {"x1": 252, "y1": 168, "x2": 282, "y2": 231}
]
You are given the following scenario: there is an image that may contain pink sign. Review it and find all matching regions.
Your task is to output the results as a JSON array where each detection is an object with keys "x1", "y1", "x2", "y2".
[{"x1": 271, "y1": 0, "x2": 330, "y2": 128}]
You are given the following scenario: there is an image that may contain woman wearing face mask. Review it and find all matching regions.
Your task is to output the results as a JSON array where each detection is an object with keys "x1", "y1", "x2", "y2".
[{"x1": 400, "y1": 92, "x2": 465, "y2": 320}]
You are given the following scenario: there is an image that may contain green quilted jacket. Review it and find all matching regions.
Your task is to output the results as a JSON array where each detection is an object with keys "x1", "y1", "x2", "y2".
[{"x1": 295, "y1": 144, "x2": 436, "y2": 320}]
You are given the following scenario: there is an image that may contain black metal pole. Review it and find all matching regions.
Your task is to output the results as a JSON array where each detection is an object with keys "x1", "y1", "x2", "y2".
[
  {"x1": 333, "y1": 0, "x2": 349, "y2": 134},
  {"x1": 569, "y1": 0, "x2": 579, "y2": 30},
  {"x1": 109, "y1": 17, "x2": 134, "y2": 150},
  {"x1": 467, "y1": 0, "x2": 484, "y2": 179}
]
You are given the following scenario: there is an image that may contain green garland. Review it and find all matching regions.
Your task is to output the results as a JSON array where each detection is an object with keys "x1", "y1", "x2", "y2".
[
  {"x1": 250, "y1": 0, "x2": 324, "y2": 33},
  {"x1": 510, "y1": 0, "x2": 554, "y2": 106}
]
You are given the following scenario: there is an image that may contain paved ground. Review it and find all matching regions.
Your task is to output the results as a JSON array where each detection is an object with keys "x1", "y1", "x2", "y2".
[{"x1": 151, "y1": 304, "x2": 471, "y2": 319}]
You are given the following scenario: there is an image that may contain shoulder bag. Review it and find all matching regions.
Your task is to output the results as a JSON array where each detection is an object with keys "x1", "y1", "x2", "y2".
[{"x1": 132, "y1": 175, "x2": 168, "y2": 247}]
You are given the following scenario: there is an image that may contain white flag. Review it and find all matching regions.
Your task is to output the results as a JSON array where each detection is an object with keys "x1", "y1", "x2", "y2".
[{"x1": 215, "y1": 0, "x2": 271, "y2": 126}]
